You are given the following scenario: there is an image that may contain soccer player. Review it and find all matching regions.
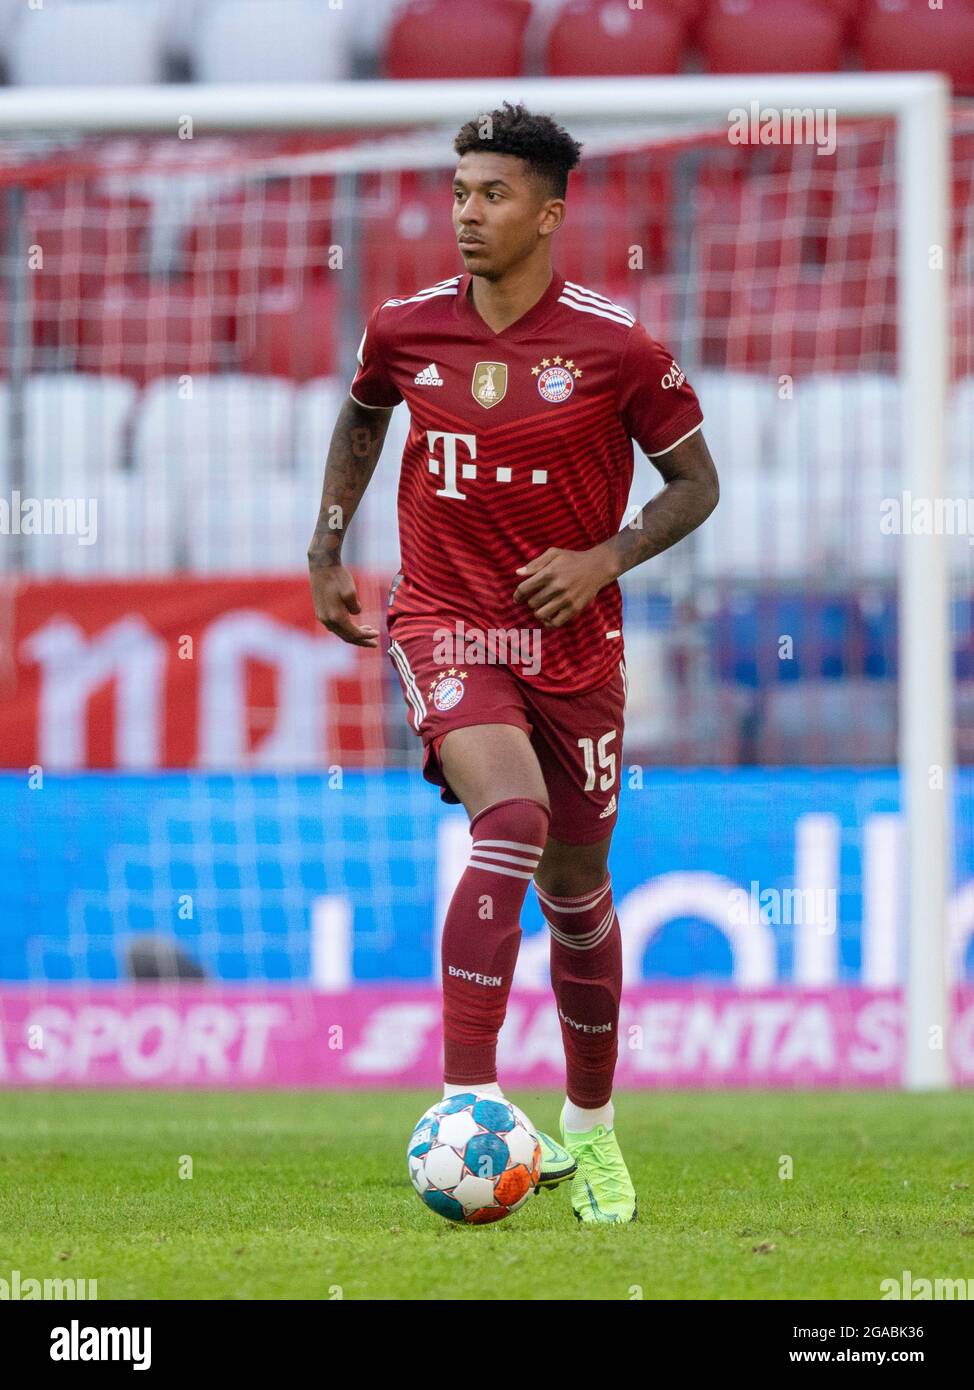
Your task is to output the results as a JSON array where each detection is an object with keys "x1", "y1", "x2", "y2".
[{"x1": 309, "y1": 103, "x2": 718, "y2": 1223}]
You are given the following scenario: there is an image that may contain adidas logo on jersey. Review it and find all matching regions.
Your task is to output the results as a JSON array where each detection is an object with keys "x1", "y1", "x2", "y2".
[
  {"x1": 414, "y1": 363, "x2": 444, "y2": 386},
  {"x1": 599, "y1": 794, "x2": 617, "y2": 819}
]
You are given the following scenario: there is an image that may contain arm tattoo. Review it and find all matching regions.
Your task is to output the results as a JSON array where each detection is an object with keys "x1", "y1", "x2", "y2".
[{"x1": 308, "y1": 398, "x2": 393, "y2": 568}]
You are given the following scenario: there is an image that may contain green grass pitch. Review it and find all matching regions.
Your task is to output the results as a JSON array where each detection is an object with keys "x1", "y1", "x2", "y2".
[{"x1": 1, "y1": 1089, "x2": 972, "y2": 1300}]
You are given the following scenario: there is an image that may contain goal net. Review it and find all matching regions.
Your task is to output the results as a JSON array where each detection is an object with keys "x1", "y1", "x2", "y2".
[{"x1": 0, "y1": 77, "x2": 966, "y2": 1089}]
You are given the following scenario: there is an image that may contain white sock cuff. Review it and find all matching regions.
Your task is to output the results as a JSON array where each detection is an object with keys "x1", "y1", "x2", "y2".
[
  {"x1": 443, "y1": 1081, "x2": 505, "y2": 1100},
  {"x1": 563, "y1": 1098, "x2": 615, "y2": 1132}
]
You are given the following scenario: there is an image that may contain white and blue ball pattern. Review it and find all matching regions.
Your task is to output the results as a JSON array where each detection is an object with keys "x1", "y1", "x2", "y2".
[{"x1": 407, "y1": 1093, "x2": 542, "y2": 1224}]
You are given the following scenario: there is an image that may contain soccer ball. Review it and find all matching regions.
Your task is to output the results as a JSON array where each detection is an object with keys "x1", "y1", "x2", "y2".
[{"x1": 407, "y1": 1092, "x2": 542, "y2": 1224}]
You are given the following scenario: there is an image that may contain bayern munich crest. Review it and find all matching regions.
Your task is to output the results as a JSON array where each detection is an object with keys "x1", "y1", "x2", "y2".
[
  {"x1": 532, "y1": 355, "x2": 581, "y2": 403},
  {"x1": 429, "y1": 673, "x2": 466, "y2": 711}
]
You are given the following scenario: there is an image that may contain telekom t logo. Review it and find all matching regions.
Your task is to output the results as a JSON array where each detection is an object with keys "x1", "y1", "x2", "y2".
[{"x1": 426, "y1": 430, "x2": 548, "y2": 499}]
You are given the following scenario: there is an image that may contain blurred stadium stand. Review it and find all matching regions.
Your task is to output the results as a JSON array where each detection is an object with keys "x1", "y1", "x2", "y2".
[
  {"x1": 0, "y1": 3, "x2": 972, "y2": 772},
  {"x1": 0, "y1": 0, "x2": 969, "y2": 90},
  {"x1": 194, "y1": 0, "x2": 352, "y2": 83},
  {"x1": 0, "y1": 29, "x2": 971, "y2": 1008}
]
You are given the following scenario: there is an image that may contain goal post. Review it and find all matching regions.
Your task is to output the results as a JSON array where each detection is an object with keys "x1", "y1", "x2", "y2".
[
  {"x1": 895, "y1": 76, "x2": 952, "y2": 1090},
  {"x1": 0, "y1": 73, "x2": 954, "y2": 1088}
]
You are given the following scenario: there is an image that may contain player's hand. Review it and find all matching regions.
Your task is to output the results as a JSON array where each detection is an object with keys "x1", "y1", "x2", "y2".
[
  {"x1": 309, "y1": 562, "x2": 379, "y2": 647},
  {"x1": 513, "y1": 546, "x2": 618, "y2": 629}
]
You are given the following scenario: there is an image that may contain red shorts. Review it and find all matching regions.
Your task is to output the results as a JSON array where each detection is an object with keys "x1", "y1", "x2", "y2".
[{"x1": 386, "y1": 622, "x2": 627, "y2": 845}]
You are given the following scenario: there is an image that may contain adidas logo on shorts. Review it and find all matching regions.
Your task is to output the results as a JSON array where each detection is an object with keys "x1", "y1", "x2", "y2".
[
  {"x1": 414, "y1": 363, "x2": 444, "y2": 386},
  {"x1": 599, "y1": 794, "x2": 617, "y2": 819}
]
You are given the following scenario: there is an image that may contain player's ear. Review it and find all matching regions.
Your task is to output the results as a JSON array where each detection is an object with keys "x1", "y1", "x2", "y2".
[{"x1": 538, "y1": 198, "x2": 565, "y2": 238}]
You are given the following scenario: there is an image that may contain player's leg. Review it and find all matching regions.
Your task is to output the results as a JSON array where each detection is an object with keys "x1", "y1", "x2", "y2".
[
  {"x1": 436, "y1": 723, "x2": 550, "y2": 1093},
  {"x1": 535, "y1": 831, "x2": 611, "y2": 895},
  {"x1": 435, "y1": 722, "x2": 578, "y2": 1191},
  {"x1": 387, "y1": 635, "x2": 575, "y2": 1187},
  {"x1": 536, "y1": 833, "x2": 625, "y2": 1124},
  {"x1": 526, "y1": 665, "x2": 636, "y2": 1222},
  {"x1": 388, "y1": 633, "x2": 546, "y2": 1090},
  {"x1": 438, "y1": 721, "x2": 548, "y2": 821}
]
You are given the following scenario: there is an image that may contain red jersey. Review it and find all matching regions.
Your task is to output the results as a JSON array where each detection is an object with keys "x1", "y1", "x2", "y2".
[{"x1": 350, "y1": 269, "x2": 703, "y2": 694}]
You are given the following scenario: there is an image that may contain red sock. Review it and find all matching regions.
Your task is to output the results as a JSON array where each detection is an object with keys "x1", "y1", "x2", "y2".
[
  {"x1": 441, "y1": 797, "x2": 550, "y2": 1085},
  {"x1": 536, "y1": 875, "x2": 622, "y2": 1109}
]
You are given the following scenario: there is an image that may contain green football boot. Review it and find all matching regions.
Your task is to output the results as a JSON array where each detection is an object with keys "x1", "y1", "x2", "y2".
[
  {"x1": 534, "y1": 1130, "x2": 577, "y2": 1193},
  {"x1": 559, "y1": 1103, "x2": 637, "y2": 1224}
]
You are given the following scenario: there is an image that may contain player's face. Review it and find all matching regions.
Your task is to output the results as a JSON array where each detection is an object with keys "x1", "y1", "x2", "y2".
[{"x1": 452, "y1": 152, "x2": 561, "y2": 279}]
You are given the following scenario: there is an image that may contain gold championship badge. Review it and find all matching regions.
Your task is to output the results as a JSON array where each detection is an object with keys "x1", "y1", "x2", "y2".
[{"x1": 471, "y1": 361, "x2": 508, "y2": 409}]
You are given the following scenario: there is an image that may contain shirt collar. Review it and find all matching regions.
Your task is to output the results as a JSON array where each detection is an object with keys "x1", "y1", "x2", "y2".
[{"x1": 454, "y1": 268, "x2": 565, "y2": 341}]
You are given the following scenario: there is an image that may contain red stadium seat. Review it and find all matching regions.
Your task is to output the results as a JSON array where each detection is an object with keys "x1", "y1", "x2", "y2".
[
  {"x1": 358, "y1": 171, "x2": 460, "y2": 311},
  {"x1": 544, "y1": 0, "x2": 685, "y2": 76},
  {"x1": 953, "y1": 131, "x2": 974, "y2": 262},
  {"x1": 715, "y1": 270, "x2": 896, "y2": 373},
  {"x1": 555, "y1": 171, "x2": 669, "y2": 284},
  {"x1": 27, "y1": 187, "x2": 150, "y2": 305},
  {"x1": 698, "y1": 181, "x2": 805, "y2": 276},
  {"x1": 810, "y1": 0, "x2": 863, "y2": 45},
  {"x1": 701, "y1": 0, "x2": 845, "y2": 73},
  {"x1": 76, "y1": 275, "x2": 230, "y2": 384},
  {"x1": 236, "y1": 280, "x2": 339, "y2": 381},
  {"x1": 26, "y1": 187, "x2": 152, "y2": 368},
  {"x1": 822, "y1": 176, "x2": 894, "y2": 276},
  {"x1": 184, "y1": 180, "x2": 335, "y2": 295},
  {"x1": 952, "y1": 132, "x2": 974, "y2": 379},
  {"x1": 633, "y1": 276, "x2": 680, "y2": 347},
  {"x1": 383, "y1": 0, "x2": 531, "y2": 79},
  {"x1": 858, "y1": 0, "x2": 974, "y2": 96},
  {"x1": 952, "y1": 281, "x2": 974, "y2": 381},
  {"x1": 817, "y1": 0, "x2": 862, "y2": 21}
]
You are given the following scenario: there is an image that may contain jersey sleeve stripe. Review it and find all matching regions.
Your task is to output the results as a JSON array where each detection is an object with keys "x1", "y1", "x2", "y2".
[
  {"x1": 558, "y1": 292, "x2": 634, "y2": 327},
  {"x1": 381, "y1": 278, "x2": 461, "y2": 308},
  {"x1": 646, "y1": 421, "x2": 703, "y2": 457},
  {"x1": 561, "y1": 281, "x2": 635, "y2": 323},
  {"x1": 563, "y1": 278, "x2": 630, "y2": 308}
]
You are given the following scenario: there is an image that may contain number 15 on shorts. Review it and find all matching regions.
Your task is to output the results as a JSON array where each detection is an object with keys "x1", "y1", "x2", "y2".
[{"x1": 578, "y1": 731, "x2": 618, "y2": 793}]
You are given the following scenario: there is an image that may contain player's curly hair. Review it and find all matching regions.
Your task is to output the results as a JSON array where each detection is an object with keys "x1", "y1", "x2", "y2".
[{"x1": 453, "y1": 102, "x2": 583, "y2": 199}]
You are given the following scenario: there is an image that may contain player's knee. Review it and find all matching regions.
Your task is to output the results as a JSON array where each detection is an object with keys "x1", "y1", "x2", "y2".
[
  {"x1": 469, "y1": 796, "x2": 550, "y2": 852},
  {"x1": 536, "y1": 849, "x2": 611, "y2": 899}
]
